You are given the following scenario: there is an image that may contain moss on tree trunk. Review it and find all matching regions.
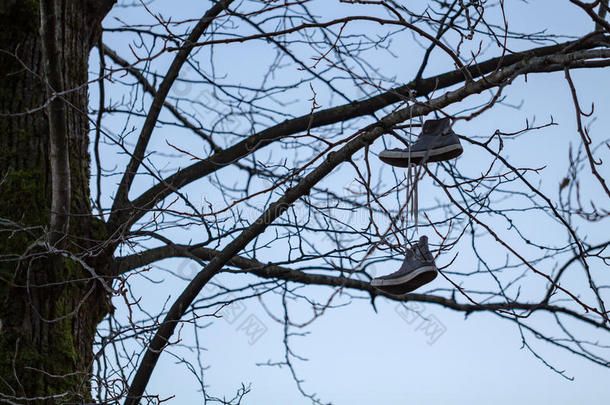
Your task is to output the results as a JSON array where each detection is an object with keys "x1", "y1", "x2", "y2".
[{"x1": 0, "y1": 1, "x2": 111, "y2": 402}]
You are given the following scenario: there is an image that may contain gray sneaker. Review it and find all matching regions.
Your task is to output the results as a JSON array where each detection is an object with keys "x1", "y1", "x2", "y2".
[
  {"x1": 379, "y1": 117, "x2": 463, "y2": 167},
  {"x1": 371, "y1": 235, "x2": 438, "y2": 295}
]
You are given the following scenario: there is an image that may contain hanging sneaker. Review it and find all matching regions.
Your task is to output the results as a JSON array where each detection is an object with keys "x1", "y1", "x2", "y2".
[
  {"x1": 379, "y1": 117, "x2": 463, "y2": 167},
  {"x1": 371, "y1": 235, "x2": 438, "y2": 295}
]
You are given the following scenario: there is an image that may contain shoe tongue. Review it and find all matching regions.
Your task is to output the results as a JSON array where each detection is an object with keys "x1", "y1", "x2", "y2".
[
  {"x1": 412, "y1": 244, "x2": 424, "y2": 260},
  {"x1": 422, "y1": 119, "x2": 440, "y2": 134},
  {"x1": 422, "y1": 118, "x2": 450, "y2": 134}
]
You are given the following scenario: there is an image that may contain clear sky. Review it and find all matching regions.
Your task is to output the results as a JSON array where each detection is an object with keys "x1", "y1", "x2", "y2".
[{"x1": 94, "y1": 1, "x2": 610, "y2": 404}]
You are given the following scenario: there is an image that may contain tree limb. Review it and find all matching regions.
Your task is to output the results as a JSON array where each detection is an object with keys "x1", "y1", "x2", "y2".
[{"x1": 113, "y1": 243, "x2": 609, "y2": 330}]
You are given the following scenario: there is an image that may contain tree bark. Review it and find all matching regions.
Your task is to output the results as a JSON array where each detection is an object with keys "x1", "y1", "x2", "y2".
[{"x1": 0, "y1": 1, "x2": 111, "y2": 402}]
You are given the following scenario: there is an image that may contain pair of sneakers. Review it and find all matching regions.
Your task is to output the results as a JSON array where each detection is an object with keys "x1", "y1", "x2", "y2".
[{"x1": 371, "y1": 117, "x2": 462, "y2": 295}]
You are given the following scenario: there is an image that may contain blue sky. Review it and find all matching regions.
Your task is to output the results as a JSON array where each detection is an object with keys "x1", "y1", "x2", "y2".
[{"x1": 93, "y1": 1, "x2": 610, "y2": 403}]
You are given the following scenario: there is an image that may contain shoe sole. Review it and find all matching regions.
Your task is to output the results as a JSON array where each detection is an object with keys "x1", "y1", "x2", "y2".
[
  {"x1": 379, "y1": 144, "x2": 463, "y2": 167},
  {"x1": 371, "y1": 266, "x2": 438, "y2": 295}
]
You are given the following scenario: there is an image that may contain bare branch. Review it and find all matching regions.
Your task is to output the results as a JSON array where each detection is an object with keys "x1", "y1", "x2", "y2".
[{"x1": 564, "y1": 67, "x2": 610, "y2": 199}]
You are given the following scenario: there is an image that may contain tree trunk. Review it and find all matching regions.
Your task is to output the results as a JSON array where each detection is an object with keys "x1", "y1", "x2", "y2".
[{"x1": 0, "y1": 1, "x2": 111, "y2": 402}]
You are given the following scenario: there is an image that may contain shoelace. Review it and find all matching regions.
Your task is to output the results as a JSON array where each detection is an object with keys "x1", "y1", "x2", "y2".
[
  {"x1": 401, "y1": 128, "x2": 419, "y2": 249},
  {"x1": 406, "y1": 161, "x2": 421, "y2": 231},
  {"x1": 401, "y1": 122, "x2": 424, "y2": 249},
  {"x1": 405, "y1": 240, "x2": 425, "y2": 263},
  {"x1": 414, "y1": 241, "x2": 427, "y2": 262}
]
